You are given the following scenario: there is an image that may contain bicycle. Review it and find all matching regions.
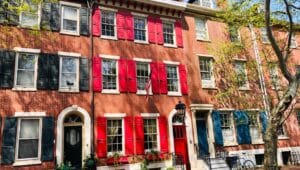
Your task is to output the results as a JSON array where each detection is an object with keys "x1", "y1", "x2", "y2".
[{"x1": 230, "y1": 153, "x2": 255, "y2": 170}]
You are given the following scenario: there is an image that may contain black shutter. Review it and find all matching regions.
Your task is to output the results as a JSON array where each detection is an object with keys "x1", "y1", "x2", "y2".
[
  {"x1": 7, "y1": 0, "x2": 19, "y2": 26},
  {"x1": 37, "y1": 53, "x2": 49, "y2": 90},
  {"x1": 50, "y1": 3, "x2": 60, "y2": 31},
  {"x1": 1, "y1": 117, "x2": 17, "y2": 164},
  {"x1": 41, "y1": 2, "x2": 51, "y2": 30},
  {"x1": 80, "y1": 7, "x2": 90, "y2": 36},
  {"x1": 0, "y1": 51, "x2": 15, "y2": 88},
  {"x1": 41, "y1": 117, "x2": 54, "y2": 161},
  {"x1": 80, "y1": 57, "x2": 89, "y2": 91},
  {"x1": 48, "y1": 54, "x2": 59, "y2": 90},
  {"x1": 0, "y1": 1, "x2": 6, "y2": 24}
]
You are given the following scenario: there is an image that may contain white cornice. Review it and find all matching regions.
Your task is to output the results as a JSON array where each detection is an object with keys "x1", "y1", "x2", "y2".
[{"x1": 131, "y1": 0, "x2": 187, "y2": 11}]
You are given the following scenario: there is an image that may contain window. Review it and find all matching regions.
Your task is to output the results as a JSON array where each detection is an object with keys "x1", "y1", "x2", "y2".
[
  {"x1": 247, "y1": 111, "x2": 262, "y2": 142},
  {"x1": 20, "y1": 0, "x2": 40, "y2": 28},
  {"x1": 61, "y1": 3, "x2": 80, "y2": 35},
  {"x1": 193, "y1": 0, "x2": 215, "y2": 9},
  {"x1": 107, "y1": 119, "x2": 123, "y2": 154},
  {"x1": 297, "y1": 111, "x2": 300, "y2": 127},
  {"x1": 166, "y1": 65, "x2": 180, "y2": 95},
  {"x1": 220, "y1": 112, "x2": 236, "y2": 144},
  {"x1": 163, "y1": 22, "x2": 175, "y2": 45},
  {"x1": 234, "y1": 61, "x2": 249, "y2": 89},
  {"x1": 102, "y1": 59, "x2": 118, "y2": 91},
  {"x1": 134, "y1": 16, "x2": 147, "y2": 42},
  {"x1": 229, "y1": 25, "x2": 240, "y2": 42},
  {"x1": 144, "y1": 118, "x2": 158, "y2": 151},
  {"x1": 291, "y1": 34, "x2": 297, "y2": 48},
  {"x1": 15, "y1": 118, "x2": 42, "y2": 161},
  {"x1": 14, "y1": 52, "x2": 38, "y2": 89},
  {"x1": 136, "y1": 62, "x2": 151, "y2": 94},
  {"x1": 261, "y1": 28, "x2": 270, "y2": 44},
  {"x1": 101, "y1": 10, "x2": 116, "y2": 38},
  {"x1": 199, "y1": 57, "x2": 215, "y2": 88},
  {"x1": 277, "y1": 124, "x2": 287, "y2": 137},
  {"x1": 59, "y1": 56, "x2": 79, "y2": 92},
  {"x1": 195, "y1": 18, "x2": 209, "y2": 40},
  {"x1": 269, "y1": 63, "x2": 280, "y2": 89}
]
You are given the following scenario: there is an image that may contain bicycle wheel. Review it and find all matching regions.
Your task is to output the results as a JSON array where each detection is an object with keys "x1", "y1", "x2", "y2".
[{"x1": 243, "y1": 160, "x2": 255, "y2": 170}]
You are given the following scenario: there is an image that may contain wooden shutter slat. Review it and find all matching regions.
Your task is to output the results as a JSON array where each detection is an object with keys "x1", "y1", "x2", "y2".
[
  {"x1": 37, "y1": 53, "x2": 49, "y2": 90},
  {"x1": 93, "y1": 56, "x2": 102, "y2": 92},
  {"x1": 127, "y1": 60, "x2": 137, "y2": 93},
  {"x1": 175, "y1": 20, "x2": 183, "y2": 47},
  {"x1": 97, "y1": 117, "x2": 107, "y2": 158},
  {"x1": 48, "y1": 54, "x2": 59, "y2": 90},
  {"x1": 0, "y1": 51, "x2": 15, "y2": 88},
  {"x1": 148, "y1": 16, "x2": 156, "y2": 43},
  {"x1": 41, "y1": 2, "x2": 51, "y2": 30},
  {"x1": 158, "y1": 116, "x2": 169, "y2": 153},
  {"x1": 1, "y1": 117, "x2": 17, "y2": 164},
  {"x1": 119, "y1": 59, "x2": 127, "y2": 92},
  {"x1": 156, "y1": 18, "x2": 163, "y2": 45},
  {"x1": 50, "y1": 3, "x2": 60, "y2": 31},
  {"x1": 117, "y1": 11, "x2": 127, "y2": 40},
  {"x1": 135, "y1": 116, "x2": 144, "y2": 155},
  {"x1": 92, "y1": 7, "x2": 100, "y2": 36},
  {"x1": 80, "y1": 7, "x2": 90, "y2": 36},
  {"x1": 150, "y1": 62, "x2": 159, "y2": 94},
  {"x1": 80, "y1": 57, "x2": 89, "y2": 91},
  {"x1": 125, "y1": 116, "x2": 134, "y2": 155},
  {"x1": 179, "y1": 64, "x2": 188, "y2": 95},
  {"x1": 126, "y1": 13, "x2": 134, "y2": 41},
  {"x1": 158, "y1": 63, "x2": 167, "y2": 94},
  {"x1": 41, "y1": 116, "x2": 54, "y2": 161}
]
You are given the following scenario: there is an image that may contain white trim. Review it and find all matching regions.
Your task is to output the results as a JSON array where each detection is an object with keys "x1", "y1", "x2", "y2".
[
  {"x1": 19, "y1": 2, "x2": 41, "y2": 29},
  {"x1": 141, "y1": 113, "x2": 159, "y2": 117},
  {"x1": 13, "y1": 47, "x2": 41, "y2": 53},
  {"x1": 100, "y1": 10, "x2": 117, "y2": 40},
  {"x1": 131, "y1": 12, "x2": 148, "y2": 17},
  {"x1": 106, "y1": 118, "x2": 125, "y2": 156},
  {"x1": 56, "y1": 106, "x2": 91, "y2": 166},
  {"x1": 166, "y1": 65, "x2": 182, "y2": 96},
  {"x1": 58, "y1": 51, "x2": 81, "y2": 57},
  {"x1": 13, "y1": 160, "x2": 42, "y2": 166},
  {"x1": 133, "y1": 58, "x2": 152, "y2": 62},
  {"x1": 161, "y1": 17, "x2": 176, "y2": 22},
  {"x1": 15, "y1": 112, "x2": 46, "y2": 117},
  {"x1": 60, "y1": 4, "x2": 80, "y2": 36},
  {"x1": 58, "y1": 56, "x2": 80, "y2": 92},
  {"x1": 97, "y1": 160, "x2": 173, "y2": 170},
  {"x1": 133, "y1": 14, "x2": 148, "y2": 43},
  {"x1": 195, "y1": 18, "x2": 210, "y2": 41},
  {"x1": 144, "y1": 117, "x2": 160, "y2": 153},
  {"x1": 100, "y1": 54, "x2": 120, "y2": 60},
  {"x1": 162, "y1": 21, "x2": 177, "y2": 47},
  {"x1": 196, "y1": 54, "x2": 214, "y2": 58},
  {"x1": 59, "y1": 1, "x2": 81, "y2": 7},
  {"x1": 104, "y1": 113, "x2": 126, "y2": 118},
  {"x1": 99, "y1": 6, "x2": 118, "y2": 12},
  {"x1": 163, "y1": 61, "x2": 180, "y2": 65}
]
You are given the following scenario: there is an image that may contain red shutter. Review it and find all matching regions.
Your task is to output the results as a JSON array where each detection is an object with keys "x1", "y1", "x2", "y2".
[
  {"x1": 93, "y1": 57, "x2": 102, "y2": 92},
  {"x1": 135, "y1": 116, "x2": 144, "y2": 155},
  {"x1": 175, "y1": 20, "x2": 183, "y2": 48},
  {"x1": 125, "y1": 116, "x2": 134, "y2": 155},
  {"x1": 97, "y1": 117, "x2": 107, "y2": 158},
  {"x1": 119, "y1": 59, "x2": 127, "y2": 92},
  {"x1": 158, "y1": 63, "x2": 168, "y2": 94},
  {"x1": 158, "y1": 116, "x2": 169, "y2": 153},
  {"x1": 150, "y1": 62, "x2": 160, "y2": 94},
  {"x1": 117, "y1": 11, "x2": 126, "y2": 40},
  {"x1": 92, "y1": 7, "x2": 101, "y2": 36},
  {"x1": 148, "y1": 16, "x2": 156, "y2": 43},
  {"x1": 127, "y1": 60, "x2": 137, "y2": 93},
  {"x1": 126, "y1": 13, "x2": 134, "y2": 41},
  {"x1": 179, "y1": 64, "x2": 188, "y2": 95},
  {"x1": 156, "y1": 18, "x2": 164, "y2": 45}
]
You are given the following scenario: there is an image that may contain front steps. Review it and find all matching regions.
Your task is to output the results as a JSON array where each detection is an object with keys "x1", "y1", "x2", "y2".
[{"x1": 210, "y1": 157, "x2": 230, "y2": 170}]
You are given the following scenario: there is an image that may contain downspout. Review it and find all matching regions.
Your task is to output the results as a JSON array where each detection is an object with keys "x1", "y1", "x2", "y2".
[{"x1": 249, "y1": 24, "x2": 270, "y2": 115}]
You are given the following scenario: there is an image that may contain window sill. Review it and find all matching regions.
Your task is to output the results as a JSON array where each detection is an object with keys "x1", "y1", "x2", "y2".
[
  {"x1": 137, "y1": 91, "x2": 153, "y2": 95},
  {"x1": 20, "y1": 25, "x2": 40, "y2": 30},
  {"x1": 102, "y1": 89, "x2": 120, "y2": 94},
  {"x1": 101, "y1": 35, "x2": 118, "y2": 41},
  {"x1": 196, "y1": 39, "x2": 211, "y2": 42},
  {"x1": 278, "y1": 136, "x2": 289, "y2": 140},
  {"x1": 59, "y1": 89, "x2": 80, "y2": 93},
  {"x1": 134, "y1": 40, "x2": 149, "y2": 44},
  {"x1": 12, "y1": 87, "x2": 37, "y2": 91},
  {"x1": 60, "y1": 30, "x2": 80, "y2": 36},
  {"x1": 167, "y1": 92, "x2": 182, "y2": 96},
  {"x1": 164, "y1": 44, "x2": 177, "y2": 48},
  {"x1": 13, "y1": 160, "x2": 41, "y2": 166},
  {"x1": 202, "y1": 86, "x2": 218, "y2": 90},
  {"x1": 223, "y1": 142, "x2": 238, "y2": 147},
  {"x1": 252, "y1": 140, "x2": 264, "y2": 144}
]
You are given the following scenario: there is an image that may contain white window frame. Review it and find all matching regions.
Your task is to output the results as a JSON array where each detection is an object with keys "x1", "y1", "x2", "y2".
[
  {"x1": 60, "y1": 1, "x2": 81, "y2": 36},
  {"x1": 14, "y1": 117, "x2": 42, "y2": 166},
  {"x1": 164, "y1": 61, "x2": 181, "y2": 96},
  {"x1": 219, "y1": 110, "x2": 238, "y2": 146},
  {"x1": 19, "y1": 0, "x2": 41, "y2": 28},
  {"x1": 101, "y1": 55, "x2": 120, "y2": 94},
  {"x1": 162, "y1": 18, "x2": 177, "y2": 48},
  {"x1": 135, "y1": 58, "x2": 153, "y2": 95},
  {"x1": 199, "y1": 55, "x2": 215, "y2": 89},
  {"x1": 141, "y1": 113, "x2": 160, "y2": 153},
  {"x1": 247, "y1": 110, "x2": 263, "y2": 144},
  {"x1": 13, "y1": 48, "x2": 39, "y2": 91},
  {"x1": 100, "y1": 7, "x2": 117, "y2": 40},
  {"x1": 278, "y1": 123, "x2": 289, "y2": 139},
  {"x1": 58, "y1": 52, "x2": 80, "y2": 92},
  {"x1": 261, "y1": 28, "x2": 270, "y2": 44},
  {"x1": 195, "y1": 18, "x2": 209, "y2": 41},
  {"x1": 105, "y1": 114, "x2": 125, "y2": 156},
  {"x1": 290, "y1": 34, "x2": 298, "y2": 48},
  {"x1": 234, "y1": 60, "x2": 249, "y2": 90},
  {"x1": 132, "y1": 13, "x2": 148, "y2": 44},
  {"x1": 194, "y1": 0, "x2": 215, "y2": 9}
]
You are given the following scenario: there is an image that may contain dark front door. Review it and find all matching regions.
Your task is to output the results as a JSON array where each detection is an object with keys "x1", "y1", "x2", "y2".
[
  {"x1": 173, "y1": 125, "x2": 190, "y2": 169},
  {"x1": 196, "y1": 119, "x2": 209, "y2": 156},
  {"x1": 64, "y1": 126, "x2": 82, "y2": 170}
]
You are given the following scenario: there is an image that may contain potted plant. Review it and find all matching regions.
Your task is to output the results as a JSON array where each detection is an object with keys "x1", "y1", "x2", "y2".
[
  {"x1": 83, "y1": 153, "x2": 97, "y2": 170},
  {"x1": 55, "y1": 162, "x2": 72, "y2": 170}
]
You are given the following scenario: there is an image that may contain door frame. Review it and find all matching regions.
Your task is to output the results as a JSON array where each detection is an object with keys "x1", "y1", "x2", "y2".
[
  {"x1": 168, "y1": 109, "x2": 194, "y2": 169},
  {"x1": 56, "y1": 105, "x2": 91, "y2": 166}
]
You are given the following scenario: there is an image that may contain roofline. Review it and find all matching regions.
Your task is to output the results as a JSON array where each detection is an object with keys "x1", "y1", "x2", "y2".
[
  {"x1": 130, "y1": 0, "x2": 187, "y2": 11},
  {"x1": 185, "y1": 3, "x2": 219, "y2": 17}
]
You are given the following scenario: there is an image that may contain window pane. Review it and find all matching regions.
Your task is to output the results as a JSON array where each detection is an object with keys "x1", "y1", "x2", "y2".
[
  {"x1": 60, "y1": 57, "x2": 78, "y2": 89},
  {"x1": 134, "y1": 17, "x2": 146, "y2": 41},
  {"x1": 107, "y1": 119, "x2": 122, "y2": 153},
  {"x1": 17, "y1": 70, "x2": 34, "y2": 87},
  {"x1": 101, "y1": 11, "x2": 115, "y2": 37},
  {"x1": 63, "y1": 6, "x2": 77, "y2": 20},
  {"x1": 102, "y1": 60, "x2": 117, "y2": 90},
  {"x1": 16, "y1": 54, "x2": 36, "y2": 87},
  {"x1": 18, "y1": 54, "x2": 35, "y2": 70},
  {"x1": 137, "y1": 63, "x2": 149, "y2": 90},
  {"x1": 21, "y1": 13, "x2": 38, "y2": 27},
  {"x1": 144, "y1": 119, "x2": 157, "y2": 150},
  {"x1": 200, "y1": 57, "x2": 212, "y2": 81},
  {"x1": 167, "y1": 66, "x2": 178, "y2": 92},
  {"x1": 20, "y1": 119, "x2": 39, "y2": 139},
  {"x1": 196, "y1": 18, "x2": 207, "y2": 40},
  {"x1": 62, "y1": 57, "x2": 76, "y2": 73},
  {"x1": 63, "y1": 20, "x2": 77, "y2": 32},
  {"x1": 163, "y1": 22, "x2": 174, "y2": 44},
  {"x1": 18, "y1": 139, "x2": 39, "y2": 159},
  {"x1": 61, "y1": 73, "x2": 77, "y2": 88},
  {"x1": 62, "y1": 6, "x2": 78, "y2": 32}
]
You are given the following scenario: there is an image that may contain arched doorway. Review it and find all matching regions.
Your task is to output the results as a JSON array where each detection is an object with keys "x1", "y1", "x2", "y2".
[{"x1": 56, "y1": 105, "x2": 91, "y2": 169}]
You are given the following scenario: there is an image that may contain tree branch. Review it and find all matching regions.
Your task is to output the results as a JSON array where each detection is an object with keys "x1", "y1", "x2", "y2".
[
  {"x1": 289, "y1": 4, "x2": 300, "y2": 10},
  {"x1": 265, "y1": 0, "x2": 294, "y2": 82},
  {"x1": 282, "y1": 0, "x2": 293, "y2": 62},
  {"x1": 279, "y1": 98, "x2": 296, "y2": 126}
]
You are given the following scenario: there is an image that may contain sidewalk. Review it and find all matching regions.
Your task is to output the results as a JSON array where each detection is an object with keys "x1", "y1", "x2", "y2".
[{"x1": 256, "y1": 166, "x2": 300, "y2": 170}]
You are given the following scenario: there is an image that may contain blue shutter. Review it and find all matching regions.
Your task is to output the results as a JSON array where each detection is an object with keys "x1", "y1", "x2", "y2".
[
  {"x1": 80, "y1": 7, "x2": 90, "y2": 36},
  {"x1": 212, "y1": 110, "x2": 224, "y2": 146},
  {"x1": 0, "y1": 50, "x2": 15, "y2": 88},
  {"x1": 259, "y1": 111, "x2": 268, "y2": 134},
  {"x1": 1, "y1": 117, "x2": 17, "y2": 164},
  {"x1": 42, "y1": 117, "x2": 54, "y2": 161},
  {"x1": 50, "y1": 3, "x2": 60, "y2": 31},
  {"x1": 233, "y1": 111, "x2": 251, "y2": 144}
]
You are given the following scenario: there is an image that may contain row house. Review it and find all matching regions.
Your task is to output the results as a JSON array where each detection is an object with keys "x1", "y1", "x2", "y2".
[{"x1": 0, "y1": 0, "x2": 300, "y2": 170}]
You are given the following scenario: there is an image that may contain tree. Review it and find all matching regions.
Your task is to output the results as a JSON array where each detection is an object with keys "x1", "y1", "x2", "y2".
[{"x1": 216, "y1": 0, "x2": 300, "y2": 169}]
